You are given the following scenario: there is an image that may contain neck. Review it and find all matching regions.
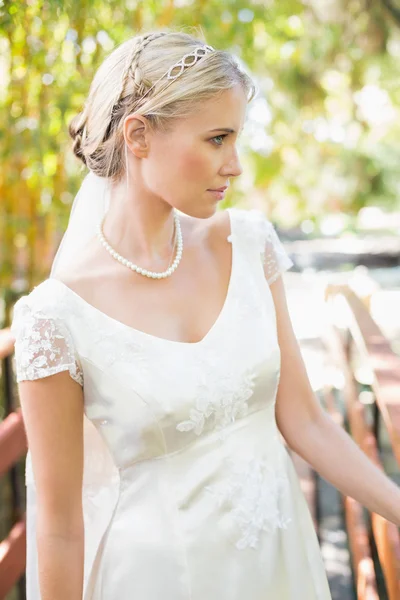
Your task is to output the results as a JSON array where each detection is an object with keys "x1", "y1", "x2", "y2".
[{"x1": 101, "y1": 181, "x2": 178, "y2": 264}]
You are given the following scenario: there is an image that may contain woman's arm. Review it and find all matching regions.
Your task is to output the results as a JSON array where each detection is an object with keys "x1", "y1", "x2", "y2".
[
  {"x1": 270, "y1": 275, "x2": 400, "y2": 526},
  {"x1": 18, "y1": 370, "x2": 85, "y2": 600}
]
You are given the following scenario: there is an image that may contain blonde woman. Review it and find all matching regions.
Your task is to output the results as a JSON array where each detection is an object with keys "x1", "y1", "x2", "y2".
[{"x1": 11, "y1": 29, "x2": 400, "y2": 600}]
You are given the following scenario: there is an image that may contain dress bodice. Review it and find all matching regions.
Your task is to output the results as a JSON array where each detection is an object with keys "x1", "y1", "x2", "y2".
[{"x1": 11, "y1": 207, "x2": 292, "y2": 471}]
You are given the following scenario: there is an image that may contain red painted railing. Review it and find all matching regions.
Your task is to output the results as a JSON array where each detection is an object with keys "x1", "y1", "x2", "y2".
[{"x1": 0, "y1": 328, "x2": 27, "y2": 599}]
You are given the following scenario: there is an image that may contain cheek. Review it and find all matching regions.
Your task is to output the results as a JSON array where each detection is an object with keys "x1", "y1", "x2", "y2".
[
  {"x1": 145, "y1": 139, "x2": 216, "y2": 195},
  {"x1": 175, "y1": 145, "x2": 214, "y2": 182}
]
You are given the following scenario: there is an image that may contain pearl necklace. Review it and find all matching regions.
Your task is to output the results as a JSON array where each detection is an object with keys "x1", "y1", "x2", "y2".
[{"x1": 96, "y1": 210, "x2": 183, "y2": 279}]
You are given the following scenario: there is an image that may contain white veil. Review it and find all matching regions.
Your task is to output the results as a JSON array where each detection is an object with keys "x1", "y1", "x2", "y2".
[{"x1": 50, "y1": 170, "x2": 111, "y2": 278}]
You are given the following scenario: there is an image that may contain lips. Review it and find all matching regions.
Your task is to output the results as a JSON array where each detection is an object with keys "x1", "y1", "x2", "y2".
[{"x1": 208, "y1": 186, "x2": 228, "y2": 192}]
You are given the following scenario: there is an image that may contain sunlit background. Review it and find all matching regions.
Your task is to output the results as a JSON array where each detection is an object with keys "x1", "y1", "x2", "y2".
[
  {"x1": 1, "y1": 2, "x2": 400, "y2": 598},
  {"x1": 2, "y1": 0, "x2": 400, "y2": 287}
]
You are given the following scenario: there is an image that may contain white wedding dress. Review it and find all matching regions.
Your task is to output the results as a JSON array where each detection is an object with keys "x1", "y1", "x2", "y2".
[{"x1": 11, "y1": 207, "x2": 332, "y2": 599}]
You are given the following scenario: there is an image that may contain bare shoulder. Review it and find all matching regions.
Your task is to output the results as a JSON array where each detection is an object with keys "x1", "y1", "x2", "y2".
[
  {"x1": 177, "y1": 209, "x2": 231, "y2": 252},
  {"x1": 206, "y1": 209, "x2": 232, "y2": 248}
]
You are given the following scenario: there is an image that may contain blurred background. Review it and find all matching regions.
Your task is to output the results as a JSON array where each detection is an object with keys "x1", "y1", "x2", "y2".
[
  {"x1": 1, "y1": 1, "x2": 400, "y2": 599},
  {"x1": 2, "y1": 0, "x2": 400, "y2": 286}
]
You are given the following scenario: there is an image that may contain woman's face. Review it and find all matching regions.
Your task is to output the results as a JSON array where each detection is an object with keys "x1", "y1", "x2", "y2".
[{"x1": 141, "y1": 84, "x2": 247, "y2": 218}]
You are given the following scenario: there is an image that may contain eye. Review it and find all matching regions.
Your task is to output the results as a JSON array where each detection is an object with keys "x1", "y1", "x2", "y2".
[{"x1": 211, "y1": 134, "x2": 228, "y2": 146}]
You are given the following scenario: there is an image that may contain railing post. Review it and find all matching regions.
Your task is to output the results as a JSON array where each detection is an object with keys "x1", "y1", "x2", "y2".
[{"x1": 373, "y1": 401, "x2": 380, "y2": 453}]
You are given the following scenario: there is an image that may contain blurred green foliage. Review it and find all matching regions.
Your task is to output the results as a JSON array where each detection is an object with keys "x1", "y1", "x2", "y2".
[{"x1": 1, "y1": 0, "x2": 400, "y2": 286}]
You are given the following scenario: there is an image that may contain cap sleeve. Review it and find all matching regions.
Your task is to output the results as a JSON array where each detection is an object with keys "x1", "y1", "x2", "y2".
[
  {"x1": 248, "y1": 209, "x2": 294, "y2": 285},
  {"x1": 11, "y1": 296, "x2": 83, "y2": 387}
]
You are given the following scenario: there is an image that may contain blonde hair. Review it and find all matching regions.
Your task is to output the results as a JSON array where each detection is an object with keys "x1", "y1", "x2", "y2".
[{"x1": 68, "y1": 28, "x2": 256, "y2": 181}]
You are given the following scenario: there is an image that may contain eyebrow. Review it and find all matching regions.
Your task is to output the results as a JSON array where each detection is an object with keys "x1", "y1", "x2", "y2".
[
  {"x1": 208, "y1": 128, "x2": 236, "y2": 134},
  {"x1": 208, "y1": 127, "x2": 243, "y2": 135}
]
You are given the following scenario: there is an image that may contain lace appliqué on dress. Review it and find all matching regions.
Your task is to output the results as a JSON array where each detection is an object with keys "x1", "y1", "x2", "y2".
[
  {"x1": 11, "y1": 298, "x2": 83, "y2": 387},
  {"x1": 176, "y1": 368, "x2": 256, "y2": 439},
  {"x1": 242, "y1": 209, "x2": 294, "y2": 285},
  {"x1": 205, "y1": 455, "x2": 291, "y2": 550}
]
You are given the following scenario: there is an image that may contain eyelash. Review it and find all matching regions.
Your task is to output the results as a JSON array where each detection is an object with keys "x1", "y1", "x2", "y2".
[{"x1": 211, "y1": 134, "x2": 228, "y2": 146}]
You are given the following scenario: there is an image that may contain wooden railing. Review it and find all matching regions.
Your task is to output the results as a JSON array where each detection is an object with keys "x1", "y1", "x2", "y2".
[
  {"x1": 323, "y1": 285, "x2": 400, "y2": 600},
  {"x1": 1, "y1": 284, "x2": 400, "y2": 598},
  {"x1": 0, "y1": 328, "x2": 27, "y2": 600}
]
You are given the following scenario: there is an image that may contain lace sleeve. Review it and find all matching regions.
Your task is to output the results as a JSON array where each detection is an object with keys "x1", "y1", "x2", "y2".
[
  {"x1": 11, "y1": 296, "x2": 84, "y2": 387},
  {"x1": 249, "y1": 209, "x2": 294, "y2": 285}
]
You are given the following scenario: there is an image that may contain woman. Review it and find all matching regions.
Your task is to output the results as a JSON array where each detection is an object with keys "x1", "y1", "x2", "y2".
[{"x1": 11, "y1": 29, "x2": 400, "y2": 600}]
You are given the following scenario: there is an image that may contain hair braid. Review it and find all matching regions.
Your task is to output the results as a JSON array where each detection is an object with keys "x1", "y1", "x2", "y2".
[
  {"x1": 68, "y1": 110, "x2": 88, "y2": 165},
  {"x1": 120, "y1": 32, "x2": 168, "y2": 101},
  {"x1": 104, "y1": 32, "x2": 168, "y2": 149}
]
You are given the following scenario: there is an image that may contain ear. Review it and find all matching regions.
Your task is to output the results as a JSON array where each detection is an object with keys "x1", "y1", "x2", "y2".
[{"x1": 123, "y1": 114, "x2": 151, "y2": 158}]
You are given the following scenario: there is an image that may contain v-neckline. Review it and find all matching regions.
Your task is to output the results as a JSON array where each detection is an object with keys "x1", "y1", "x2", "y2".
[{"x1": 49, "y1": 208, "x2": 237, "y2": 348}]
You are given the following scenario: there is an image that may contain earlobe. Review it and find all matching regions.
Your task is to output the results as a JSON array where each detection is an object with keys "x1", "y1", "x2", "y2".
[{"x1": 124, "y1": 114, "x2": 149, "y2": 158}]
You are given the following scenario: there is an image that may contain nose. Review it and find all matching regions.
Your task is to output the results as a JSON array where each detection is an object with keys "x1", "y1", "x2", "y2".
[{"x1": 221, "y1": 147, "x2": 243, "y2": 178}]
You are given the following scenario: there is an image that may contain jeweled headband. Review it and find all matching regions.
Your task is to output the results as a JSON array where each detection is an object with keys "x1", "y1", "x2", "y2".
[{"x1": 132, "y1": 44, "x2": 215, "y2": 105}]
